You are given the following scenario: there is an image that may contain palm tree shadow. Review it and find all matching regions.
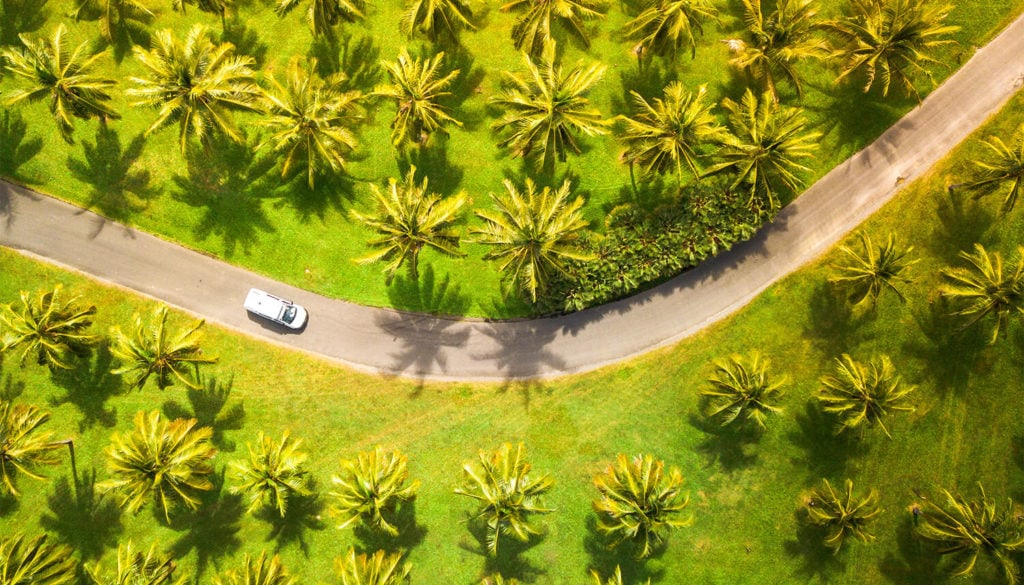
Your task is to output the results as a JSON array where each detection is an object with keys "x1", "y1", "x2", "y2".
[
  {"x1": 171, "y1": 135, "x2": 277, "y2": 257},
  {"x1": 257, "y1": 487, "x2": 326, "y2": 555},
  {"x1": 162, "y1": 375, "x2": 245, "y2": 452},
  {"x1": 168, "y1": 471, "x2": 244, "y2": 583},
  {"x1": 39, "y1": 471, "x2": 123, "y2": 559},
  {"x1": 782, "y1": 509, "x2": 845, "y2": 582},
  {"x1": 0, "y1": 372, "x2": 26, "y2": 401},
  {"x1": 614, "y1": 59, "x2": 678, "y2": 117},
  {"x1": 0, "y1": 110, "x2": 44, "y2": 182},
  {"x1": 397, "y1": 145, "x2": 466, "y2": 202},
  {"x1": 458, "y1": 510, "x2": 546, "y2": 583},
  {"x1": 926, "y1": 187, "x2": 997, "y2": 263},
  {"x1": 310, "y1": 33, "x2": 381, "y2": 94},
  {"x1": 688, "y1": 413, "x2": 762, "y2": 472},
  {"x1": 386, "y1": 264, "x2": 472, "y2": 316},
  {"x1": 351, "y1": 499, "x2": 427, "y2": 554},
  {"x1": 878, "y1": 515, "x2": 947, "y2": 585},
  {"x1": 433, "y1": 46, "x2": 487, "y2": 129},
  {"x1": 803, "y1": 79, "x2": 906, "y2": 157},
  {"x1": 471, "y1": 321, "x2": 568, "y2": 380},
  {"x1": 0, "y1": 0, "x2": 49, "y2": 46},
  {"x1": 787, "y1": 401, "x2": 869, "y2": 481},
  {"x1": 802, "y1": 280, "x2": 874, "y2": 358},
  {"x1": 49, "y1": 340, "x2": 122, "y2": 431},
  {"x1": 902, "y1": 296, "x2": 989, "y2": 394},
  {"x1": 221, "y1": 17, "x2": 267, "y2": 67},
  {"x1": 275, "y1": 170, "x2": 357, "y2": 223},
  {"x1": 583, "y1": 515, "x2": 663, "y2": 584}
]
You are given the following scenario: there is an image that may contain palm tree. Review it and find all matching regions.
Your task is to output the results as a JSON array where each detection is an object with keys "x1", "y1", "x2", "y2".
[
  {"x1": 803, "y1": 478, "x2": 881, "y2": 552},
  {"x1": 701, "y1": 352, "x2": 786, "y2": 430},
  {"x1": 829, "y1": 231, "x2": 917, "y2": 306},
  {"x1": 373, "y1": 49, "x2": 462, "y2": 150},
  {"x1": 727, "y1": 0, "x2": 828, "y2": 102},
  {"x1": 400, "y1": 0, "x2": 475, "y2": 41},
  {"x1": 0, "y1": 285, "x2": 99, "y2": 370},
  {"x1": 825, "y1": 0, "x2": 959, "y2": 98},
  {"x1": 617, "y1": 82, "x2": 726, "y2": 187},
  {"x1": 939, "y1": 244, "x2": 1024, "y2": 344},
  {"x1": 1, "y1": 24, "x2": 119, "y2": 144},
  {"x1": 590, "y1": 566, "x2": 650, "y2": 585},
  {"x1": 472, "y1": 178, "x2": 592, "y2": 303},
  {"x1": 350, "y1": 166, "x2": 469, "y2": 285},
  {"x1": 109, "y1": 304, "x2": 218, "y2": 391},
  {"x1": 128, "y1": 25, "x2": 262, "y2": 153},
  {"x1": 214, "y1": 552, "x2": 293, "y2": 585},
  {"x1": 70, "y1": 0, "x2": 154, "y2": 45},
  {"x1": 86, "y1": 542, "x2": 186, "y2": 585},
  {"x1": 0, "y1": 400, "x2": 61, "y2": 497},
  {"x1": 817, "y1": 354, "x2": 915, "y2": 437},
  {"x1": 98, "y1": 410, "x2": 216, "y2": 522},
  {"x1": 258, "y1": 56, "x2": 362, "y2": 189},
  {"x1": 329, "y1": 446, "x2": 419, "y2": 536},
  {"x1": 916, "y1": 484, "x2": 1024, "y2": 585},
  {"x1": 593, "y1": 453, "x2": 691, "y2": 559},
  {"x1": 481, "y1": 576, "x2": 520, "y2": 585},
  {"x1": 491, "y1": 42, "x2": 608, "y2": 172},
  {"x1": 0, "y1": 534, "x2": 77, "y2": 585},
  {"x1": 958, "y1": 125, "x2": 1024, "y2": 216},
  {"x1": 334, "y1": 548, "x2": 410, "y2": 585},
  {"x1": 624, "y1": 0, "x2": 717, "y2": 62},
  {"x1": 230, "y1": 431, "x2": 311, "y2": 518},
  {"x1": 454, "y1": 442, "x2": 554, "y2": 556},
  {"x1": 275, "y1": 0, "x2": 364, "y2": 37},
  {"x1": 502, "y1": 0, "x2": 604, "y2": 56},
  {"x1": 703, "y1": 88, "x2": 820, "y2": 211}
]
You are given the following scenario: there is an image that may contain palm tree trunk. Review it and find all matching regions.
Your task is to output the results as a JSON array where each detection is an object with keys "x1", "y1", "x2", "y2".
[
  {"x1": 53, "y1": 438, "x2": 78, "y2": 490},
  {"x1": 629, "y1": 162, "x2": 638, "y2": 196}
]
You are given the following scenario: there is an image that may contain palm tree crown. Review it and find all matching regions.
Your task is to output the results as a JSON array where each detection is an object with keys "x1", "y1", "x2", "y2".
[
  {"x1": 214, "y1": 552, "x2": 294, "y2": 585},
  {"x1": 350, "y1": 165, "x2": 469, "y2": 285},
  {"x1": 230, "y1": 431, "x2": 311, "y2": 517},
  {"x1": 804, "y1": 478, "x2": 882, "y2": 552},
  {"x1": 0, "y1": 400, "x2": 61, "y2": 497},
  {"x1": 939, "y1": 244, "x2": 1024, "y2": 344},
  {"x1": 109, "y1": 304, "x2": 218, "y2": 391},
  {"x1": 0, "y1": 285, "x2": 99, "y2": 370},
  {"x1": 829, "y1": 231, "x2": 917, "y2": 306},
  {"x1": 701, "y1": 352, "x2": 786, "y2": 429},
  {"x1": 275, "y1": 0, "x2": 365, "y2": 37},
  {"x1": 501, "y1": 0, "x2": 604, "y2": 56},
  {"x1": 491, "y1": 42, "x2": 608, "y2": 172},
  {"x1": 401, "y1": 0, "x2": 475, "y2": 40},
  {"x1": 472, "y1": 178, "x2": 592, "y2": 303},
  {"x1": 817, "y1": 354, "x2": 916, "y2": 437},
  {"x1": 959, "y1": 124, "x2": 1024, "y2": 216},
  {"x1": 1, "y1": 24, "x2": 119, "y2": 144},
  {"x1": 128, "y1": 24, "x2": 262, "y2": 153},
  {"x1": 85, "y1": 542, "x2": 186, "y2": 585},
  {"x1": 329, "y1": 446, "x2": 420, "y2": 536},
  {"x1": 374, "y1": 49, "x2": 462, "y2": 150},
  {"x1": 334, "y1": 548, "x2": 411, "y2": 585},
  {"x1": 0, "y1": 534, "x2": 77, "y2": 585},
  {"x1": 624, "y1": 0, "x2": 718, "y2": 61}
]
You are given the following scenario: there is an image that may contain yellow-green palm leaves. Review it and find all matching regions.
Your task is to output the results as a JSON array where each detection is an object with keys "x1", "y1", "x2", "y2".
[
  {"x1": 592, "y1": 453, "x2": 691, "y2": 559},
  {"x1": 329, "y1": 447, "x2": 419, "y2": 536},
  {"x1": 624, "y1": 0, "x2": 717, "y2": 61},
  {"x1": 701, "y1": 352, "x2": 786, "y2": 430},
  {"x1": 99, "y1": 410, "x2": 216, "y2": 522},
  {"x1": 213, "y1": 552, "x2": 294, "y2": 585},
  {"x1": 804, "y1": 478, "x2": 881, "y2": 552},
  {"x1": 817, "y1": 354, "x2": 915, "y2": 437},
  {"x1": 85, "y1": 542, "x2": 186, "y2": 585},
  {"x1": 400, "y1": 0, "x2": 475, "y2": 40},
  {"x1": 374, "y1": 49, "x2": 461, "y2": 150},
  {"x1": 829, "y1": 231, "x2": 917, "y2": 306},
  {"x1": 472, "y1": 178, "x2": 592, "y2": 303},
  {"x1": 334, "y1": 549, "x2": 410, "y2": 585},
  {"x1": 960, "y1": 125, "x2": 1024, "y2": 216},
  {"x1": 230, "y1": 431, "x2": 311, "y2": 517},
  {"x1": 351, "y1": 166, "x2": 468, "y2": 285},
  {"x1": 109, "y1": 305, "x2": 218, "y2": 391},
  {"x1": 590, "y1": 566, "x2": 649, "y2": 585},
  {"x1": 0, "y1": 534, "x2": 77, "y2": 585},
  {"x1": 0, "y1": 285, "x2": 98, "y2": 370},
  {"x1": 940, "y1": 244, "x2": 1024, "y2": 344},
  {"x1": 275, "y1": 0, "x2": 365, "y2": 37},
  {"x1": 502, "y1": 0, "x2": 604, "y2": 56},
  {"x1": 0, "y1": 400, "x2": 61, "y2": 497},
  {"x1": 1, "y1": 24, "x2": 119, "y2": 144},
  {"x1": 454, "y1": 442, "x2": 554, "y2": 556}
]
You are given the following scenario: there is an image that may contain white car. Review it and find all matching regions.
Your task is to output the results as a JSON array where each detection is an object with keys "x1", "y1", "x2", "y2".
[{"x1": 244, "y1": 288, "x2": 307, "y2": 329}]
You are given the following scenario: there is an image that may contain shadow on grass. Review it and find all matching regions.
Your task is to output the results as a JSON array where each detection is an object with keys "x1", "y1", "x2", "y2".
[
  {"x1": 0, "y1": 372, "x2": 26, "y2": 400},
  {"x1": 788, "y1": 401, "x2": 869, "y2": 481},
  {"x1": 162, "y1": 375, "x2": 245, "y2": 453},
  {"x1": 309, "y1": 33, "x2": 382, "y2": 94},
  {"x1": 386, "y1": 265, "x2": 472, "y2": 316},
  {"x1": 258, "y1": 487, "x2": 326, "y2": 555},
  {"x1": 398, "y1": 137, "x2": 466, "y2": 196},
  {"x1": 0, "y1": 110, "x2": 44, "y2": 182},
  {"x1": 458, "y1": 510, "x2": 547, "y2": 583},
  {"x1": 878, "y1": 515, "x2": 947, "y2": 585},
  {"x1": 782, "y1": 510, "x2": 845, "y2": 582},
  {"x1": 0, "y1": 492, "x2": 17, "y2": 517},
  {"x1": 583, "y1": 515, "x2": 664, "y2": 585},
  {"x1": 0, "y1": 0, "x2": 49, "y2": 47},
  {"x1": 927, "y1": 187, "x2": 997, "y2": 263},
  {"x1": 67, "y1": 121, "x2": 152, "y2": 226},
  {"x1": 221, "y1": 17, "x2": 268, "y2": 67},
  {"x1": 435, "y1": 46, "x2": 487, "y2": 130},
  {"x1": 689, "y1": 413, "x2": 762, "y2": 472},
  {"x1": 612, "y1": 58, "x2": 679, "y2": 117},
  {"x1": 903, "y1": 295, "x2": 989, "y2": 394},
  {"x1": 802, "y1": 280, "x2": 874, "y2": 359},
  {"x1": 49, "y1": 340, "x2": 122, "y2": 431},
  {"x1": 274, "y1": 169, "x2": 357, "y2": 223},
  {"x1": 171, "y1": 135, "x2": 277, "y2": 257},
  {"x1": 804, "y1": 80, "x2": 909, "y2": 160},
  {"x1": 40, "y1": 471, "x2": 123, "y2": 560},
  {"x1": 352, "y1": 499, "x2": 427, "y2": 555},
  {"x1": 169, "y1": 471, "x2": 244, "y2": 582}
]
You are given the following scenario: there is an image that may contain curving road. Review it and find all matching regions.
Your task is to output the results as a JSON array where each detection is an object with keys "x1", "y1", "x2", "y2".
[{"x1": 3, "y1": 16, "x2": 1024, "y2": 382}]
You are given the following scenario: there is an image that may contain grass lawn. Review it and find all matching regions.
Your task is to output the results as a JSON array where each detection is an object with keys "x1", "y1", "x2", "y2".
[
  {"x1": 1, "y1": 87, "x2": 1023, "y2": 584},
  {"x1": 1, "y1": 0, "x2": 1022, "y2": 317}
]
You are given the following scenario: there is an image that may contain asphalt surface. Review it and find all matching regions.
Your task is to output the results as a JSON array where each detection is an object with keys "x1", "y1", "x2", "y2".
[{"x1": 3, "y1": 15, "x2": 1024, "y2": 382}]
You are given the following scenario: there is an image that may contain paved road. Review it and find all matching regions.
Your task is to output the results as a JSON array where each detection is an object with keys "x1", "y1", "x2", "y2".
[{"x1": 3, "y1": 17, "x2": 1024, "y2": 382}]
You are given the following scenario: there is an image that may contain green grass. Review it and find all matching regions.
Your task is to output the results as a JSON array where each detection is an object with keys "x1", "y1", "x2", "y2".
[
  {"x1": 2, "y1": 89, "x2": 1024, "y2": 584},
  {"x1": 1, "y1": 0, "x2": 1022, "y2": 317}
]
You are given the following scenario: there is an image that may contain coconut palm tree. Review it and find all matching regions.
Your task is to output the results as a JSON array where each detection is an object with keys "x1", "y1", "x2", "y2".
[
  {"x1": 214, "y1": 552, "x2": 293, "y2": 585},
  {"x1": 916, "y1": 484, "x2": 1024, "y2": 585},
  {"x1": 98, "y1": 410, "x2": 216, "y2": 522},
  {"x1": 958, "y1": 125, "x2": 1024, "y2": 216},
  {"x1": 335, "y1": 549, "x2": 410, "y2": 585},
  {"x1": 1, "y1": 24, "x2": 119, "y2": 144},
  {"x1": 230, "y1": 431, "x2": 311, "y2": 518},
  {"x1": 939, "y1": 244, "x2": 1024, "y2": 344},
  {"x1": 258, "y1": 56, "x2": 362, "y2": 189},
  {"x1": 373, "y1": 49, "x2": 462, "y2": 150},
  {"x1": 455, "y1": 442, "x2": 554, "y2": 556},
  {"x1": 70, "y1": 0, "x2": 154, "y2": 45},
  {"x1": 128, "y1": 24, "x2": 262, "y2": 153},
  {"x1": 472, "y1": 178, "x2": 592, "y2": 303},
  {"x1": 618, "y1": 82, "x2": 726, "y2": 187},
  {"x1": 727, "y1": 0, "x2": 828, "y2": 102},
  {"x1": 350, "y1": 166, "x2": 469, "y2": 285},
  {"x1": 502, "y1": 0, "x2": 604, "y2": 56},
  {"x1": 109, "y1": 304, "x2": 218, "y2": 391},
  {"x1": 491, "y1": 42, "x2": 608, "y2": 172},
  {"x1": 825, "y1": 0, "x2": 959, "y2": 98},
  {"x1": 400, "y1": 0, "x2": 475, "y2": 41},
  {"x1": 275, "y1": 0, "x2": 364, "y2": 37},
  {"x1": 624, "y1": 0, "x2": 717, "y2": 62},
  {"x1": 0, "y1": 534, "x2": 77, "y2": 585},
  {"x1": 818, "y1": 354, "x2": 915, "y2": 437},
  {"x1": 0, "y1": 285, "x2": 99, "y2": 370},
  {"x1": 0, "y1": 400, "x2": 61, "y2": 497},
  {"x1": 590, "y1": 567, "x2": 649, "y2": 585},
  {"x1": 329, "y1": 446, "x2": 419, "y2": 536},
  {"x1": 829, "y1": 231, "x2": 917, "y2": 306},
  {"x1": 85, "y1": 542, "x2": 185, "y2": 585},
  {"x1": 481, "y1": 576, "x2": 520, "y2": 585},
  {"x1": 593, "y1": 453, "x2": 691, "y2": 559},
  {"x1": 701, "y1": 352, "x2": 786, "y2": 430},
  {"x1": 804, "y1": 478, "x2": 881, "y2": 552},
  {"x1": 703, "y1": 88, "x2": 819, "y2": 211}
]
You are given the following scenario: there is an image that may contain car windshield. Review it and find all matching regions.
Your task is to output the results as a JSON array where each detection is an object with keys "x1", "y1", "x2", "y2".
[{"x1": 282, "y1": 305, "x2": 297, "y2": 324}]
